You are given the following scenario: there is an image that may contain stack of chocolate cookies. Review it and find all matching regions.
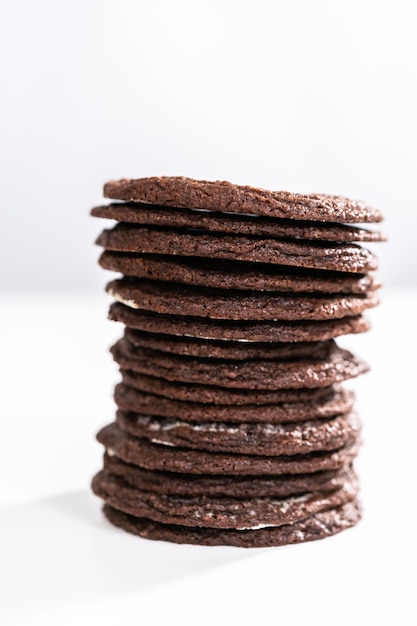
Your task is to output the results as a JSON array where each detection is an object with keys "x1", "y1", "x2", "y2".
[{"x1": 91, "y1": 177, "x2": 384, "y2": 548}]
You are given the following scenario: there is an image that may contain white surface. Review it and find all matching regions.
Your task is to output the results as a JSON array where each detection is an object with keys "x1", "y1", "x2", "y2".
[
  {"x1": 1, "y1": 0, "x2": 416, "y2": 290},
  {"x1": 1, "y1": 290, "x2": 416, "y2": 625}
]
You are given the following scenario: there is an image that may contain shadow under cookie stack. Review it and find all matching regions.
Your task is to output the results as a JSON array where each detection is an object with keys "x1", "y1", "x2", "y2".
[{"x1": 91, "y1": 176, "x2": 384, "y2": 548}]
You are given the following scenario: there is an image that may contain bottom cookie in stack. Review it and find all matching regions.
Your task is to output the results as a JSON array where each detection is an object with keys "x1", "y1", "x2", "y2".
[{"x1": 100, "y1": 501, "x2": 361, "y2": 548}]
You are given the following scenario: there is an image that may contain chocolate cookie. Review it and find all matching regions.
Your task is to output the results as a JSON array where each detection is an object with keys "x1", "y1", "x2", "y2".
[
  {"x1": 116, "y1": 410, "x2": 360, "y2": 456},
  {"x1": 107, "y1": 278, "x2": 378, "y2": 322},
  {"x1": 97, "y1": 224, "x2": 378, "y2": 273},
  {"x1": 123, "y1": 329, "x2": 337, "y2": 361},
  {"x1": 120, "y1": 371, "x2": 345, "y2": 405},
  {"x1": 111, "y1": 339, "x2": 369, "y2": 390},
  {"x1": 99, "y1": 252, "x2": 381, "y2": 295},
  {"x1": 103, "y1": 176, "x2": 383, "y2": 223},
  {"x1": 109, "y1": 302, "x2": 371, "y2": 342},
  {"x1": 102, "y1": 499, "x2": 362, "y2": 547},
  {"x1": 91, "y1": 202, "x2": 386, "y2": 242},
  {"x1": 103, "y1": 453, "x2": 354, "y2": 498},
  {"x1": 97, "y1": 423, "x2": 360, "y2": 475},
  {"x1": 92, "y1": 467, "x2": 358, "y2": 529},
  {"x1": 114, "y1": 383, "x2": 354, "y2": 422}
]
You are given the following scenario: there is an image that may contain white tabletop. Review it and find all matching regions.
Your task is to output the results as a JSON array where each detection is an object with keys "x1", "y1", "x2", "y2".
[{"x1": 1, "y1": 289, "x2": 416, "y2": 626}]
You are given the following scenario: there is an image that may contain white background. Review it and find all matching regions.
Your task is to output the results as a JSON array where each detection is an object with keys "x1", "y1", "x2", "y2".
[
  {"x1": 1, "y1": 1, "x2": 417, "y2": 625},
  {"x1": 1, "y1": 0, "x2": 417, "y2": 290}
]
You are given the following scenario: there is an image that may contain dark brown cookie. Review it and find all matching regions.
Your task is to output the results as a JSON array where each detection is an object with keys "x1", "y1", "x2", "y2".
[
  {"x1": 123, "y1": 329, "x2": 337, "y2": 361},
  {"x1": 91, "y1": 202, "x2": 386, "y2": 242},
  {"x1": 109, "y1": 302, "x2": 371, "y2": 343},
  {"x1": 97, "y1": 423, "x2": 360, "y2": 475},
  {"x1": 102, "y1": 499, "x2": 362, "y2": 547},
  {"x1": 103, "y1": 176, "x2": 383, "y2": 223},
  {"x1": 97, "y1": 224, "x2": 378, "y2": 273},
  {"x1": 107, "y1": 278, "x2": 378, "y2": 322},
  {"x1": 92, "y1": 467, "x2": 358, "y2": 529},
  {"x1": 103, "y1": 453, "x2": 354, "y2": 498},
  {"x1": 99, "y1": 252, "x2": 381, "y2": 295},
  {"x1": 116, "y1": 410, "x2": 360, "y2": 456},
  {"x1": 111, "y1": 338, "x2": 369, "y2": 390},
  {"x1": 120, "y1": 371, "x2": 345, "y2": 405},
  {"x1": 114, "y1": 383, "x2": 354, "y2": 422}
]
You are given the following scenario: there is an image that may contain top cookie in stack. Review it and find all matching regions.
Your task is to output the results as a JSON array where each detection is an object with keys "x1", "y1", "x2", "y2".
[{"x1": 91, "y1": 176, "x2": 384, "y2": 548}]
